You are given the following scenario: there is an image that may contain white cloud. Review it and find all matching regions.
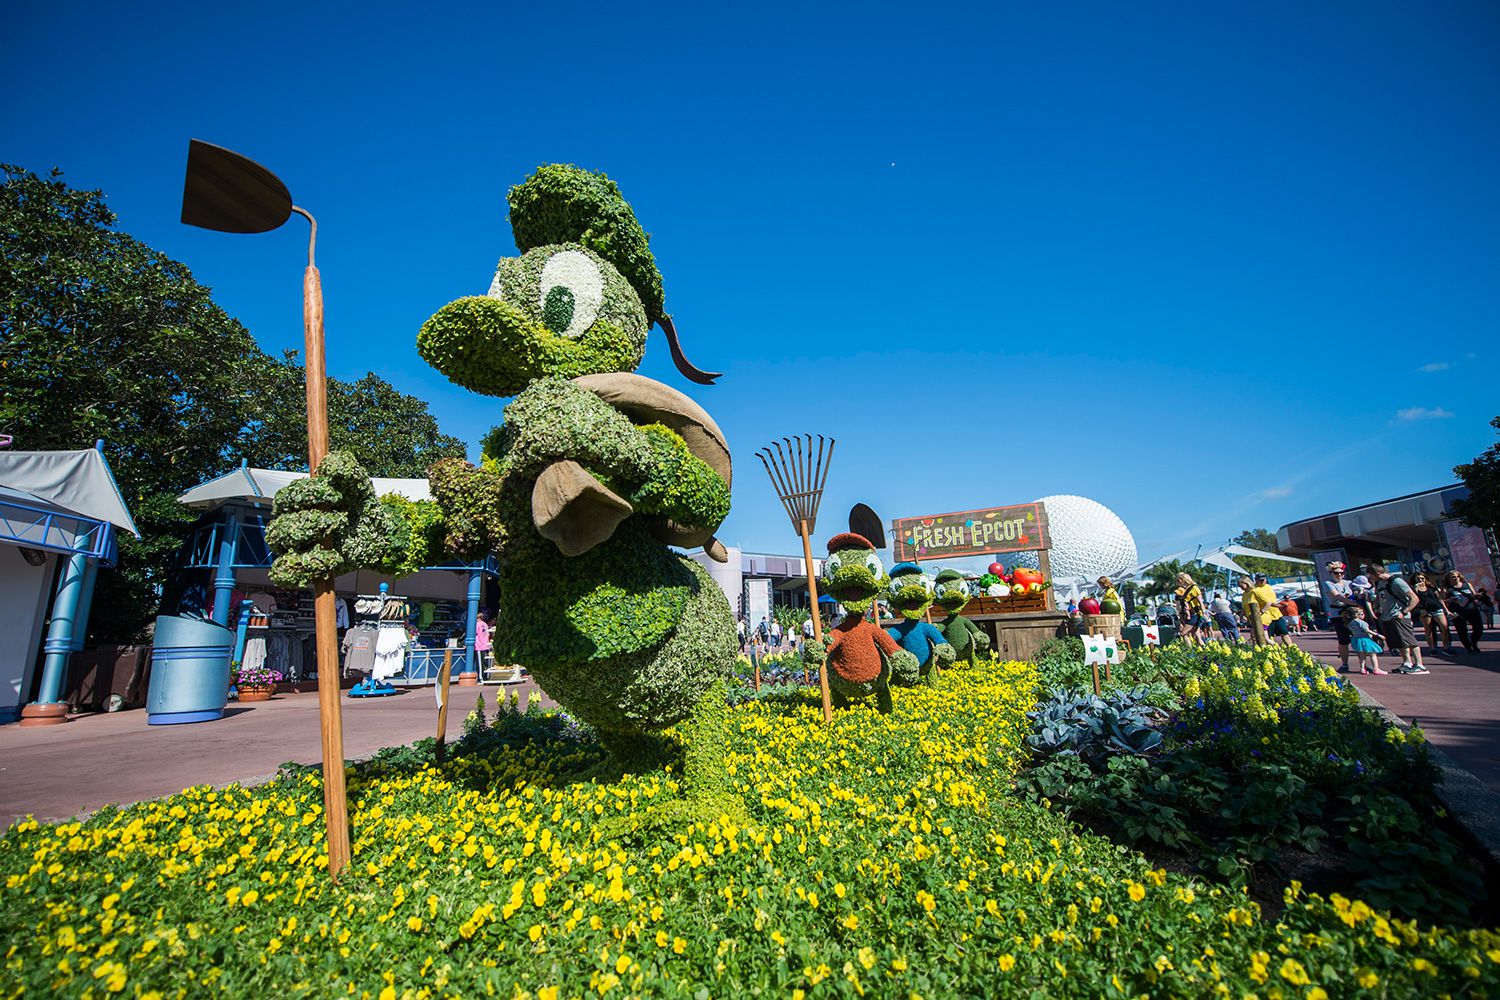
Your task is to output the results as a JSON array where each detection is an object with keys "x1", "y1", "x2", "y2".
[
  {"x1": 1395, "y1": 406, "x2": 1454, "y2": 422},
  {"x1": 1260, "y1": 486, "x2": 1293, "y2": 499},
  {"x1": 1416, "y1": 362, "x2": 1451, "y2": 373}
]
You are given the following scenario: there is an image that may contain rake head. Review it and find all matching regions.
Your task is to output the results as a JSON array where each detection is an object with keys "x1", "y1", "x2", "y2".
[{"x1": 756, "y1": 435, "x2": 835, "y2": 532}]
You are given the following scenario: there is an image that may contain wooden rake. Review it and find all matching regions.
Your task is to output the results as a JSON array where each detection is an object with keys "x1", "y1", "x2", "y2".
[{"x1": 756, "y1": 435, "x2": 835, "y2": 722}]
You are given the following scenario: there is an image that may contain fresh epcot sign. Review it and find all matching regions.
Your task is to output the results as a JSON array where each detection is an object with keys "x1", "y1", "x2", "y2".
[{"x1": 893, "y1": 503, "x2": 1050, "y2": 562}]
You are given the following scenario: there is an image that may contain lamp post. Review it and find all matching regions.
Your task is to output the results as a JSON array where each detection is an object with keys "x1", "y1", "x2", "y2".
[{"x1": 180, "y1": 140, "x2": 350, "y2": 879}]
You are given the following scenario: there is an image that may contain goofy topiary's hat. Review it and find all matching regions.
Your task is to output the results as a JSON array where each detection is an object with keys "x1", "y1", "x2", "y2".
[
  {"x1": 889, "y1": 562, "x2": 922, "y2": 578},
  {"x1": 935, "y1": 569, "x2": 965, "y2": 585},
  {"x1": 508, "y1": 164, "x2": 719, "y2": 384}
]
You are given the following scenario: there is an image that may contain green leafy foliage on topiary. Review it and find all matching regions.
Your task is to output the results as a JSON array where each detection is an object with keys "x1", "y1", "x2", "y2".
[
  {"x1": 377, "y1": 494, "x2": 445, "y2": 577},
  {"x1": 507, "y1": 165, "x2": 666, "y2": 328},
  {"x1": 497, "y1": 519, "x2": 733, "y2": 734},
  {"x1": 265, "y1": 451, "x2": 397, "y2": 588},
  {"x1": 629, "y1": 424, "x2": 731, "y2": 530},
  {"x1": 416, "y1": 243, "x2": 648, "y2": 398},
  {"x1": 427, "y1": 457, "x2": 508, "y2": 561}
]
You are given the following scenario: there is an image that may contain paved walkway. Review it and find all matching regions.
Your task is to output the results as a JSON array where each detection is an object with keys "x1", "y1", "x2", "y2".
[
  {"x1": 0, "y1": 680, "x2": 552, "y2": 828},
  {"x1": 7, "y1": 631, "x2": 1497, "y2": 829},
  {"x1": 1291, "y1": 626, "x2": 1500, "y2": 792}
]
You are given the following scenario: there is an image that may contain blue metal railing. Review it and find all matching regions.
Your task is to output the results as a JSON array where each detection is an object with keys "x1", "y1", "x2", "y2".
[
  {"x1": 177, "y1": 512, "x2": 498, "y2": 576},
  {"x1": 0, "y1": 496, "x2": 116, "y2": 565}
]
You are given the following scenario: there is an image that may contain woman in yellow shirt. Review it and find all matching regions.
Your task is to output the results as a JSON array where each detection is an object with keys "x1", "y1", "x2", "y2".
[
  {"x1": 1239, "y1": 573, "x2": 1287, "y2": 646},
  {"x1": 1175, "y1": 572, "x2": 1208, "y2": 645}
]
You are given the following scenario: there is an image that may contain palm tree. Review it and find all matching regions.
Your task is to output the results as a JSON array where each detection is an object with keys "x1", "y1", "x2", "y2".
[{"x1": 1140, "y1": 560, "x2": 1218, "y2": 601}]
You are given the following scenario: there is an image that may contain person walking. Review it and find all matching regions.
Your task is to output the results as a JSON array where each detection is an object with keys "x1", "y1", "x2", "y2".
[
  {"x1": 1174, "y1": 573, "x2": 1207, "y2": 645},
  {"x1": 769, "y1": 617, "x2": 783, "y2": 651},
  {"x1": 1411, "y1": 573, "x2": 1453, "y2": 653},
  {"x1": 1209, "y1": 590, "x2": 1240, "y2": 642},
  {"x1": 1477, "y1": 587, "x2": 1496, "y2": 629},
  {"x1": 1366, "y1": 563, "x2": 1427, "y2": 674},
  {"x1": 736, "y1": 615, "x2": 747, "y2": 653},
  {"x1": 1321, "y1": 562, "x2": 1357, "y2": 670},
  {"x1": 1442, "y1": 570, "x2": 1485, "y2": 655},
  {"x1": 1278, "y1": 596, "x2": 1302, "y2": 634}
]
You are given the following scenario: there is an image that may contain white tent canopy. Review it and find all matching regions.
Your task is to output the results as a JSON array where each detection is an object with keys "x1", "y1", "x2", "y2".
[
  {"x1": 178, "y1": 464, "x2": 431, "y2": 509},
  {"x1": 1197, "y1": 549, "x2": 1252, "y2": 576},
  {"x1": 1221, "y1": 544, "x2": 1313, "y2": 566},
  {"x1": 0, "y1": 448, "x2": 139, "y2": 537}
]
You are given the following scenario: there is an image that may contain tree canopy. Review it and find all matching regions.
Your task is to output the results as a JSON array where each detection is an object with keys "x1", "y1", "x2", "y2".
[
  {"x1": 1138, "y1": 559, "x2": 1220, "y2": 601},
  {"x1": 1451, "y1": 417, "x2": 1500, "y2": 533},
  {"x1": 0, "y1": 165, "x2": 464, "y2": 641},
  {"x1": 1227, "y1": 527, "x2": 1306, "y2": 579}
]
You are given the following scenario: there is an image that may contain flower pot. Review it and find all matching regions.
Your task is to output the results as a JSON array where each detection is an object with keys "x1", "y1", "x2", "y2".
[
  {"x1": 456, "y1": 672, "x2": 479, "y2": 687},
  {"x1": 237, "y1": 686, "x2": 274, "y2": 702}
]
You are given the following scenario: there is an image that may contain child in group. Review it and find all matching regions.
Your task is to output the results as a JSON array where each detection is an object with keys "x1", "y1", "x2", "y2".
[{"x1": 1344, "y1": 606, "x2": 1386, "y2": 675}]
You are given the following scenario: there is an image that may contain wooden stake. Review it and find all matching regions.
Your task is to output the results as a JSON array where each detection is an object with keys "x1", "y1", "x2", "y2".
[
  {"x1": 1091, "y1": 661, "x2": 1101, "y2": 696},
  {"x1": 300, "y1": 253, "x2": 350, "y2": 881},
  {"x1": 434, "y1": 647, "x2": 454, "y2": 764},
  {"x1": 801, "y1": 520, "x2": 832, "y2": 723}
]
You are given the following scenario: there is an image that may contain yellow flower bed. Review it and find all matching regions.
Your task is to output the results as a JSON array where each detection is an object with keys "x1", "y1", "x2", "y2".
[{"x1": 2, "y1": 660, "x2": 1497, "y2": 998}]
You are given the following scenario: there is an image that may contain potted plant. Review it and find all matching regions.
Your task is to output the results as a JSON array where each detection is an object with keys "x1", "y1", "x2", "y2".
[{"x1": 233, "y1": 665, "x2": 284, "y2": 702}]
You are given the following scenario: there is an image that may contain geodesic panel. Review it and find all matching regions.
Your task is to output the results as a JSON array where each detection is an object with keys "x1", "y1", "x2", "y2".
[{"x1": 1037, "y1": 495, "x2": 1137, "y2": 581}]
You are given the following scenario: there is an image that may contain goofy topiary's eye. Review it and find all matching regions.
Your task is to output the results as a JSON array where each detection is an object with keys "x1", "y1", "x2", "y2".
[
  {"x1": 864, "y1": 553, "x2": 883, "y2": 578},
  {"x1": 918, "y1": 574, "x2": 934, "y2": 593},
  {"x1": 538, "y1": 250, "x2": 604, "y2": 338}
]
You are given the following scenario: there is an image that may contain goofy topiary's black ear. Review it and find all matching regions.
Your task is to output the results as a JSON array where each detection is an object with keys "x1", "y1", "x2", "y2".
[
  {"x1": 849, "y1": 503, "x2": 886, "y2": 548},
  {"x1": 659, "y1": 316, "x2": 720, "y2": 385}
]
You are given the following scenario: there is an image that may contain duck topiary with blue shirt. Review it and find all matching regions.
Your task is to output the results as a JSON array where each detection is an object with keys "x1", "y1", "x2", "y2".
[{"x1": 884, "y1": 563, "x2": 955, "y2": 685}]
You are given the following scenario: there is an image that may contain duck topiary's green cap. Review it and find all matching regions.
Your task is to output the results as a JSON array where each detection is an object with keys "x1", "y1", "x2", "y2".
[{"x1": 508, "y1": 164, "x2": 666, "y2": 327}]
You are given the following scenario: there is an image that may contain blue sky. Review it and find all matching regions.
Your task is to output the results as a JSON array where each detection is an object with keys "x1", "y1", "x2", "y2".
[{"x1": 4, "y1": 1, "x2": 1497, "y2": 562}]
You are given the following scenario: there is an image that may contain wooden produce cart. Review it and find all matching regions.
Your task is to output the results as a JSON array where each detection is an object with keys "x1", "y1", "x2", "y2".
[{"x1": 890, "y1": 503, "x2": 1067, "y2": 663}]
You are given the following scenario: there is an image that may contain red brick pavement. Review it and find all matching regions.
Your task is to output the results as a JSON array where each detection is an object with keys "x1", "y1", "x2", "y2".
[
  {"x1": 0, "y1": 680, "x2": 553, "y2": 828},
  {"x1": 1291, "y1": 625, "x2": 1500, "y2": 792}
]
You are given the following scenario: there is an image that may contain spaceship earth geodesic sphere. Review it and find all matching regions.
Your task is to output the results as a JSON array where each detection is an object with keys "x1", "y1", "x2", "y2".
[{"x1": 1035, "y1": 495, "x2": 1137, "y2": 580}]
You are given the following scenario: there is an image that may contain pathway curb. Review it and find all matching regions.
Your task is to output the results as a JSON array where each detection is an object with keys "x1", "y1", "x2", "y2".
[{"x1": 1351, "y1": 684, "x2": 1500, "y2": 879}]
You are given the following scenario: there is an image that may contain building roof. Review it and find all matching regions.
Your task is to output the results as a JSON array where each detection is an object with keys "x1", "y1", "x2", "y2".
[
  {"x1": 177, "y1": 464, "x2": 431, "y2": 509},
  {"x1": 1276, "y1": 485, "x2": 1468, "y2": 554},
  {"x1": 0, "y1": 447, "x2": 139, "y2": 537}
]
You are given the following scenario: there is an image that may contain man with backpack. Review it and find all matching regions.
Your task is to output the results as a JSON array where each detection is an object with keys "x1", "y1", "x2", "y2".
[{"x1": 1366, "y1": 563, "x2": 1428, "y2": 674}]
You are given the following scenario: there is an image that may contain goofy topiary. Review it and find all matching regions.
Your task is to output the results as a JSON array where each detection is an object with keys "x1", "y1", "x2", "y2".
[{"x1": 269, "y1": 164, "x2": 737, "y2": 824}]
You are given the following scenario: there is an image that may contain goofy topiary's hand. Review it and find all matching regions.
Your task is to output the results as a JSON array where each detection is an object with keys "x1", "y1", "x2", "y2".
[
  {"x1": 630, "y1": 424, "x2": 730, "y2": 534},
  {"x1": 973, "y1": 628, "x2": 992, "y2": 655},
  {"x1": 265, "y1": 451, "x2": 401, "y2": 588},
  {"x1": 934, "y1": 641, "x2": 957, "y2": 669}
]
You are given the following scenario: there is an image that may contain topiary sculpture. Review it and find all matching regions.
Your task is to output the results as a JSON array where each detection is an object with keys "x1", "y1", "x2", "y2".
[
  {"x1": 268, "y1": 164, "x2": 737, "y2": 822},
  {"x1": 884, "y1": 563, "x2": 955, "y2": 684},
  {"x1": 802, "y1": 533, "x2": 918, "y2": 714},
  {"x1": 933, "y1": 568, "x2": 992, "y2": 665}
]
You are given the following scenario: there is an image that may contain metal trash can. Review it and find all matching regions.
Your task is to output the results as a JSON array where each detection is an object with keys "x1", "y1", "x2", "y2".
[{"x1": 146, "y1": 615, "x2": 233, "y2": 725}]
